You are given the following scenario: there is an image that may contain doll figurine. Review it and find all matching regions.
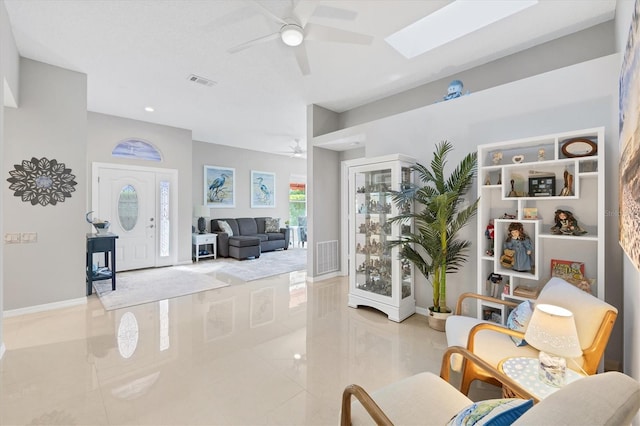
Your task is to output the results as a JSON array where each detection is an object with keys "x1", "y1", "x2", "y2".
[
  {"x1": 550, "y1": 209, "x2": 587, "y2": 235},
  {"x1": 485, "y1": 219, "x2": 495, "y2": 256},
  {"x1": 504, "y1": 222, "x2": 533, "y2": 272}
]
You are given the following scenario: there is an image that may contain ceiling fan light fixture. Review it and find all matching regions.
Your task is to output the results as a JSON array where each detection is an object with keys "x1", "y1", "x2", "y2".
[{"x1": 281, "y1": 24, "x2": 304, "y2": 47}]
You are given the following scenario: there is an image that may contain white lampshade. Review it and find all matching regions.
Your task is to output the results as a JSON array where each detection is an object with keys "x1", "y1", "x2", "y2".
[
  {"x1": 524, "y1": 304, "x2": 582, "y2": 358},
  {"x1": 281, "y1": 24, "x2": 304, "y2": 47},
  {"x1": 194, "y1": 205, "x2": 210, "y2": 218}
]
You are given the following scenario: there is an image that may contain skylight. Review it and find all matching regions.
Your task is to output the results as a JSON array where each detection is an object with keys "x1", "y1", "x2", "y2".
[{"x1": 385, "y1": 0, "x2": 538, "y2": 59}]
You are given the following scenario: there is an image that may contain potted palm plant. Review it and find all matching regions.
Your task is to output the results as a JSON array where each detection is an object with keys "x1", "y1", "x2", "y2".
[{"x1": 388, "y1": 141, "x2": 478, "y2": 331}]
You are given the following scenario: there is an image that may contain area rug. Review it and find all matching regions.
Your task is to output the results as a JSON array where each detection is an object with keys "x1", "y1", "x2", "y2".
[
  {"x1": 93, "y1": 248, "x2": 307, "y2": 310},
  {"x1": 216, "y1": 248, "x2": 307, "y2": 281},
  {"x1": 93, "y1": 266, "x2": 230, "y2": 311},
  {"x1": 191, "y1": 248, "x2": 308, "y2": 282}
]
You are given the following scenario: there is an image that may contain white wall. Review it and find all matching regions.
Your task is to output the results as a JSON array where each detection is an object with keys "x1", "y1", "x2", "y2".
[
  {"x1": 340, "y1": 21, "x2": 615, "y2": 130},
  {"x1": 87, "y1": 112, "x2": 193, "y2": 265},
  {"x1": 1, "y1": 0, "x2": 18, "y2": 107},
  {"x1": 307, "y1": 105, "x2": 341, "y2": 278},
  {"x1": 192, "y1": 140, "x2": 306, "y2": 229},
  {"x1": 1, "y1": 0, "x2": 20, "y2": 356},
  {"x1": 615, "y1": 0, "x2": 640, "y2": 402},
  {"x1": 3, "y1": 58, "x2": 87, "y2": 311}
]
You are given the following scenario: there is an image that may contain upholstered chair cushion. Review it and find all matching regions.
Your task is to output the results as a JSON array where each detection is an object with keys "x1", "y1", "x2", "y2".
[
  {"x1": 514, "y1": 372, "x2": 640, "y2": 425},
  {"x1": 535, "y1": 277, "x2": 617, "y2": 351},
  {"x1": 349, "y1": 372, "x2": 473, "y2": 426},
  {"x1": 446, "y1": 316, "x2": 539, "y2": 371}
]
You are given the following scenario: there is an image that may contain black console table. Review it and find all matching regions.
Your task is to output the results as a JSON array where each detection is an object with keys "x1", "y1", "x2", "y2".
[{"x1": 86, "y1": 233, "x2": 118, "y2": 296}]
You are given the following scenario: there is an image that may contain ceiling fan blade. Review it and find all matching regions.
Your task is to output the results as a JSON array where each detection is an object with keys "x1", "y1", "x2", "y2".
[
  {"x1": 292, "y1": 44, "x2": 311, "y2": 75},
  {"x1": 304, "y1": 23, "x2": 373, "y2": 45},
  {"x1": 201, "y1": 4, "x2": 255, "y2": 33},
  {"x1": 249, "y1": 0, "x2": 288, "y2": 26},
  {"x1": 228, "y1": 31, "x2": 280, "y2": 54},
  {"x1": 312, "y1": 4, "x2": 358, "y2": 21},
  {"x1": 292, "y1": 0, "x2": 319, "y2": 27}
]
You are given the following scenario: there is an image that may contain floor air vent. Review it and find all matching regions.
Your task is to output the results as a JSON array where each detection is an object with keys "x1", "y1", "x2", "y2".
[{"x1": 316, "y1": 240, "x2": 339, "y2": 274}]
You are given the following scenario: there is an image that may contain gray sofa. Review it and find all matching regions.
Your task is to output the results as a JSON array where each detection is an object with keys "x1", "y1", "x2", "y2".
[{"x1": 211, "y1": 217, "x2": 290, "y2": 259}]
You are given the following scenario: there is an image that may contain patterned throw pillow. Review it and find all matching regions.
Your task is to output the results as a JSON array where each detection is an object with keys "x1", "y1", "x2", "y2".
[
  {"x1": 265, "y1": 218, "x2": 280, "y2": 233},
  {"x1": 217, "y1": 220, "x2": 233, "y2": 236},
  {"x1": 447, "y1": 398, "x2": 533, "y2": 426},
  {"x1": 507, "y1": 301, "x2": 533, "y2": 346}
]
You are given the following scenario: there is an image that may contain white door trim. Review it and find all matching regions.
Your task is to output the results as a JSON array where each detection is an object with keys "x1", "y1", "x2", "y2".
[{"x1": 91, "y1": 162, "x2": 179, "y2": 268}]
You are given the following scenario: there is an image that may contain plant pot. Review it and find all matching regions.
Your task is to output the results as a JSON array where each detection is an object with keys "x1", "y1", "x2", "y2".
[{"x1": 427, "y1": 308, "x2": 452, "y2": 332}]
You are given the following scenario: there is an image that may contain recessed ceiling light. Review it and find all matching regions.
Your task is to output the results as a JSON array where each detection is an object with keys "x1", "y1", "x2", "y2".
[
  {"x1": 144, "y1": 106, "x2": 154, "y2": 112},
  {"x1": 385, "y1": 0, "x2": 538, "y2": 59}
]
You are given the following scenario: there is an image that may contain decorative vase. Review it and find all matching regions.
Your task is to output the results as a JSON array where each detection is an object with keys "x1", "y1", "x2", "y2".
[
  {"x1": 197, "y1": 216, "x2": 207, "y2": 234},
  {"x1": 93, "y1": 221, "x2": 111, "y2": 235},
  {"x1": 427, "y1": 308, "x2": 452, "y2": 332}
]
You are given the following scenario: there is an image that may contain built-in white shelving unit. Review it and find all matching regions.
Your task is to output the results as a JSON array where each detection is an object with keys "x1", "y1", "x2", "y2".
[{"x1": 476, "y1": 127, "x2": 605, "y2": 324}]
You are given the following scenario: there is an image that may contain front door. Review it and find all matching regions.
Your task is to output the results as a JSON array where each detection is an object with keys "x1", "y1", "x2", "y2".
[{"x1": 93, "y1": 163, "x2": 177, "y2": 271}]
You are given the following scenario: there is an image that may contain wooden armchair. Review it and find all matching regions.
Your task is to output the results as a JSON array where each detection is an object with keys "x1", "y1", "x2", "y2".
[
  {"x1": 445, "y1": 277, "x2": 618, "y2": 395},
  {"x1": 341, "y1": 346, "x2": 640, "y2": 426}
]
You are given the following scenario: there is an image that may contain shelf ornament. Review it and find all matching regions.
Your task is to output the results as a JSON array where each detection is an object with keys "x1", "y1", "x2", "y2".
[
  {"x1": 550, "y1": 210, "x2": 587, "y2": 236},
  {"x1": 6, "y1": 157, "x2": 77, "y2": 206}
]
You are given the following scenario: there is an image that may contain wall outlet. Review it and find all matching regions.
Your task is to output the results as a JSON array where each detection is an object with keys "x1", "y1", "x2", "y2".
[
  {"x1": 4, "y1": 233, "x2": 21, "y2": 244},
  {"x1": 21, "y1": 232, "x2": 37, "y2": 243}
]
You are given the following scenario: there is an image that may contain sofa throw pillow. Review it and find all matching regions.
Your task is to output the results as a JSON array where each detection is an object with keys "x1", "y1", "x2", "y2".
[
  {"x1": 217, "y1": 220, "x2": 233, "y2": 236},
  {"x1": 265, "y1": 218, "x2": 280, "y2": 233},
  {"x1": 446, "y1": 398, "x2": 533, "y2": 426},
  {"x1": 507, "y1": 300, "x2": 533, "y2": 347}
]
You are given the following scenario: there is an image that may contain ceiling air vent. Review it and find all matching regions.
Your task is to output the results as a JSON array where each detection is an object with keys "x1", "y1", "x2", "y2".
[{"x1": 187, "y1": 74, "x2": 216, "y2": 87}]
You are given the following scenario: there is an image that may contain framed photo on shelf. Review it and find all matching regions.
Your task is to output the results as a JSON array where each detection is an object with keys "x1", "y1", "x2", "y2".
[
  {"x1": 251, "y1": 170, "x2": 275, "y2": 208},
  {"x1": 204, "y1": 165, "x2": 235, "y2": 208},
  {"x1": 523, "y1": 207, "x2": 538, "y2": 219}
]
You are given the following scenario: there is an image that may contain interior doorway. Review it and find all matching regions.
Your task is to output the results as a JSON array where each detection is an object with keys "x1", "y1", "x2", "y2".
[{"x1": 92, "y1": 163, "x2": 178, "y2": 271}]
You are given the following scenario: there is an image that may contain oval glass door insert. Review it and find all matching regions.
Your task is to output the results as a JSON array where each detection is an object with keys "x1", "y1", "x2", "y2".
[{"x1": 118, "y1": 184, "x2": 139, "y2": 231}]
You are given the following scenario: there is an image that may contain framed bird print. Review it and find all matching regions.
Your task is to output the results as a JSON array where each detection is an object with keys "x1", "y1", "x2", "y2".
[
  {"x1": 251, "y1": 170, "x2": 275, "y2": 208},
  {"x1": 204, "y1": 165, "x2": 235, "y2": 208}
]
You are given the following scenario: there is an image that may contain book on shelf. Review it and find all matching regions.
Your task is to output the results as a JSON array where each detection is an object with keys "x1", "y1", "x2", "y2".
[
  {"x1": 550, "y1": 259, "x2": 585, "y2": 280},
  {"x1": 550, "y1": 258, "x2": 595, "y2": 294},
  {"x1": 513, "y1": 285, "x2": 539, "y2": 298}
]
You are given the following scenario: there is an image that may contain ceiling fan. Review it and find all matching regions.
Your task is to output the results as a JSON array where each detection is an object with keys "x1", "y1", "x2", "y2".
[
  {"x1": 228, "y1": 0, "x2": 373, "y2": 75},
  {"x1": 279, "y1": 139, "x2": 306, "y2": 157}
]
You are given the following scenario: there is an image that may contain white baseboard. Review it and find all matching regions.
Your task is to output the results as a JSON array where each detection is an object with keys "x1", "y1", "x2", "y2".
[
  {"x1": 3, "y1": 297, "x2": 87, "y2": 318},
  {"x1": 306, "y1": 271, "x2": 342, "y2": 282},
  {"x1": 415, "y1": 306, "x2": 429, "y2": 317}
]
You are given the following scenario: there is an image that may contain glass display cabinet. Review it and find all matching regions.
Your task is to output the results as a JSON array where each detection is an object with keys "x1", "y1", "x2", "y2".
[{"x1": 347, "y1": 154, "x2": 415, "y2": 322}]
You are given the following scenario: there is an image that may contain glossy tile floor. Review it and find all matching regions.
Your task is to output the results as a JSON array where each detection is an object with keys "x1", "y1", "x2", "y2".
[{"x1": 1, "y1": 269, "x2": 498, "y2": 425}]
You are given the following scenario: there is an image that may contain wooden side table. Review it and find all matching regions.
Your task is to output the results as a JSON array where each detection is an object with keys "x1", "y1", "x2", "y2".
[
  {"x1": 498, "y1": 356, "x2": 584, "y2": 401},
  {"x1": 192, "y1": 233, "x2": 217, "y2": 261},
  {"x1": 86, "y1": 233, "x2": 119, "y2": 296}
]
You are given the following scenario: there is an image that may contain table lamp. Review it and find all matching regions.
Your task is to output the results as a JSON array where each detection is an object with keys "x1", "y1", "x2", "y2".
[
  {"x1": 523, "y1": 303, "x2": 582, "y2": 387},
  {"x1": 194, "y1": 205, "x2": 210, "y2": 234}
]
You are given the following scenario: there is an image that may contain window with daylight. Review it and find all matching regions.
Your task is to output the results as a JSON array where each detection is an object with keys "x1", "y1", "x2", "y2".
[
  {"x1": 289, "y1": 182, "x2": 306, "y2": 225},
  {"x1": 159, "y1": 181, "x2": 170, "y2": 257}
]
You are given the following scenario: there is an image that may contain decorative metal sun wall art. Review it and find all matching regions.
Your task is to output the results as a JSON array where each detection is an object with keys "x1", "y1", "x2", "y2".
[{"x1": 6, "y1": 157, "x2": 77, "y2": 206}]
